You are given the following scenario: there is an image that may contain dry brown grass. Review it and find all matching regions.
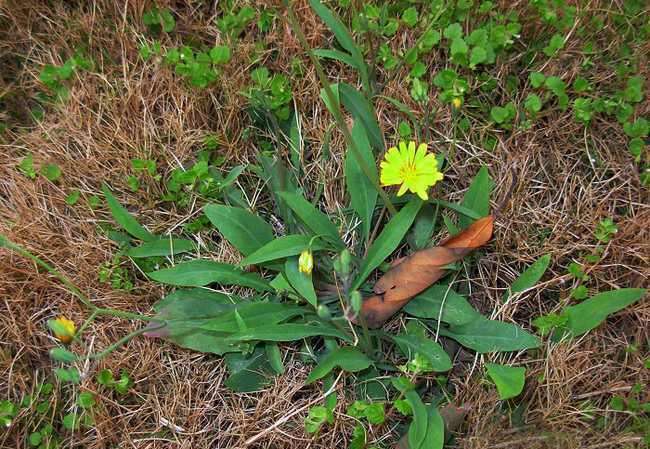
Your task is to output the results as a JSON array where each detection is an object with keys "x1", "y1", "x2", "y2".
[{"x1": 1, "y1": 0, "x2": 648, "y2": 448}]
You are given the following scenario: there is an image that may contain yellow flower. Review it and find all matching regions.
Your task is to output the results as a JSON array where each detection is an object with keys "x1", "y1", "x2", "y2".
[
  {"x1": 380, "y1": 141, "x2": 444, "y2": 200},
  {"x1": 52, "y1": 316, "x2": 76, "y2": 344},
  {"x1": 298, "y1": 249, "x2": 313, "y2": 275},
  {"x1": 452, "y1": 97, "x2": 462, "y2": 109}
]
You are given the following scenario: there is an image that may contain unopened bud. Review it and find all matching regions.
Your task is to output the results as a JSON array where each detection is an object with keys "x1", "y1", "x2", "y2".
[
  {"x1": 350, "y1": 291, "x2": 362, "y2": 314},
  {"x1": 339, "y1": 249, "x2": 351, "y2": 274},
  {"x1": 298, "y1": 249, "x2": 313, "y2": 275},
  {"x1": 317, "y1": 305, "x2": 331, "y2": 320}
]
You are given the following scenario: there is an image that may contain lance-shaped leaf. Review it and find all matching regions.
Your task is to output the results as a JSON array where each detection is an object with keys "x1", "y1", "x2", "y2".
[
  {"x1": 440, "y1": 317, "x2": 540, "y2": 353},
  {"x1": 102, "y1": 184, "x2": 155, "y2": 242},
  {"x1": 147, "y1": 260, "x2": 271, "y2": 291},
  {"x1": 240, "y1": 235, "x2": 327, "y2": 267},
  {"x1": 403, "y1": 285, "x2": 481, "y2": 326},
  {"x1": 353, "y1": 198, "x2": 422, "y2": 290},
  {"x1": 345, "y1": 123, "x2": 377, "y2": 240},
  {"x1": 359, "y1": 216, "x2": 493, "y2": 328},
  {"x1": 284, "y1": 256, "x2": 318, "y2": 307},
  {"x1": 278, "y1": 191, "x2": 344, "y2": 248},
  {"x1": 204, "y1": 204, "x2": 274, "y2": 256},
  {"x1": 126, "y1": 238, "x2": 194, "y2": 258},
  {"x1": 459, "y1": 165, "x2": 493, "y2": 229},
  {"x1": 339, "y1": 83, "x2": 383, "y2": 151},
  {"x1": 563, "y1": 288, "x2": 646, "y2": 337}
]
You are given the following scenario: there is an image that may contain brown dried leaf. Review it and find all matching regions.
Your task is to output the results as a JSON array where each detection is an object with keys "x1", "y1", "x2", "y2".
[{"x1": 360, "y1": 216, "x2": 494, "y2": 328}]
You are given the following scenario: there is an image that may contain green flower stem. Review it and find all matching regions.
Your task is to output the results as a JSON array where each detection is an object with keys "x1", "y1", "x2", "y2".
[
  {"x1": 95, "y1": 308, "x2": 157, "y2": 321},
  {"x1": 1, "y1": 235, "x2": 93, "y2": 309},
  {"x1": 283, "y1": 2, "x2": 397, "y2": 216},
  {"x1": 0, "y1": 235, "x2": 150, "y2": 322},
  {"x1": 88, "y1": 324, "x2": 163, "y2": 360},
  {"x1": 74, "y1": 310, "x2": 99, "y2": 341}
]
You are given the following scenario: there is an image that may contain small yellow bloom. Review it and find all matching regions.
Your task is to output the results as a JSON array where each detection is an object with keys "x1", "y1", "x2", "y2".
[
  {"x1": 452, "y1": 97, "x2": 462, "y2": 109},
  {"x1": 380, "y1": 141, "x2": 444, "y2": 200},
  {"x1": 298, "y1": 249, "x2": 314, "y2": 275},
  {"x1": 52, "y1": 316, "x2": 76, "y2": 344}
]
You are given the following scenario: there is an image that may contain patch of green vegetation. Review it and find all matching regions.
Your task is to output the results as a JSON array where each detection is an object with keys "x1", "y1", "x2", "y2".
[
  {"x1": 38, "y1": 52, "x2": 91, "y2": 102},
  {"x1": 143, "y1": 7, "x2": 175, "y2": 33}
]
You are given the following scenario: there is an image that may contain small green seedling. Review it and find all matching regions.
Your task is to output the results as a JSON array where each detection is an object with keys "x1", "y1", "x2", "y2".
[
  {"x1": 143, "y1": 7, "x2": 175, "y2": 33},
  {"x1": 18, "y1": 154, "x2": 37, "y2": 179},
  {"x1": 97, "y1": 369, "x2": 132, "y2": 395}
]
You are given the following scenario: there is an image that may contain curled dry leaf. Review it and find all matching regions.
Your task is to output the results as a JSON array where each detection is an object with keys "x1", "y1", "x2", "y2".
[{"x1": 359, "y1": 216, "x2": 494, "y2": 328}]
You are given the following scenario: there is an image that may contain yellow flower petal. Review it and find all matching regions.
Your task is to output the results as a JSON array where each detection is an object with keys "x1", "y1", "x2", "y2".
[
  {"x1": 379, "y1": 141, "x2": 444, "y2": 199},
  {"x1": 52, "y1": 316, "x2": 76, "y2": 344},
  {"x1": 298, "y1": 249, "x2": 313, "y2": 275}
]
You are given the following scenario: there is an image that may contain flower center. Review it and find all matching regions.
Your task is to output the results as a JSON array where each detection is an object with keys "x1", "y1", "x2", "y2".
[{"x1": 399, "y1": 162, "x2": 417, "y2": 181}]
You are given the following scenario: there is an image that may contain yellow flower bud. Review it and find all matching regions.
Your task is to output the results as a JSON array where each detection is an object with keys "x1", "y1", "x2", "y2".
[
  {"x1": 452, "y1": 97, "x2": 462, "y2": 109},
  {"x1": 51, "y1": 316, "x2": 76, "y2": 344},
  {"x1": 298, "y1": 249, "x2": 313, "y2": 275}
]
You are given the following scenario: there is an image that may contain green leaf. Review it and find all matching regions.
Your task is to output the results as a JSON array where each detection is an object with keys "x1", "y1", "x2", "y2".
[
  {"x1": 441, "y1": 317, "x2": 541, "y2": 353},
  {"x1": 225, "y1": 348, "x2": 272, "y2": 392},
  {"x1": 623, "y1": 118, "x2": 648, "y2": 139},
  {"x1": 226, "y1": 322, "x2": 350, "y2": 343},
  {"x1": 49, "y1": 347, "x2": 77, "y2": 363},
  {"x1": 62, "y1": 412, "x2": 80, "y2": 430},
  {"x1": 405, "y1": 389, "x2": 428, "y2": 449},
  {"x1": 284, "y1": 256, "x2": 318, "y2": 307},
  {"x1": 392, "y1": 334, "x2": 452, "y2": 372},
  {"x1": 629, "y1": 137, "x2": 644, "y2": 160},
  {"x1": 353, "y1": 198, "x2": 422, "y2": 289},
  {"x1": 209, "y1": 45, "x2": 231, "y2": 64},
  {"x1": 404, "y1": 284, "x2": 481, "y2": 326},
  {"x1": 450, "y1": 38, "x2": 468, "y2": 57},
  {"x1": 55, "y1": 368, "x2": 80, "y2": 384},
  {"x1": 152, "y1": 298, "x2": 306, "y2": 355},
  {"x1": 529, "y1": 71, "x2": 546, "y2": 88},
  {"x1": 524, "y1": 93, "x2": 543, "y2": 113},
  {"x1": 96, "y1": 369, "x2": 114, "y2": 386},
  {"x1": 40, "y1": 163, "x2": 62, "y2": 182},
  {"x1": 306, "y1": 346, "x2": 373, "y2": 384},
  {"x1": 308, "y1": 0, "x2": 367, "y2": 85},
  {"x1": 29, "y1": 432, "x2": 42, "y2": 447},
  {"x1": 278, "y1": 191, "x2": 344, "y2": 248},
  {"x1": 485, "y1": 363, "x2": 526, "y2": 400},
  {"x1": 469, "y1": 46, "x2": 487, "y2": 68},
  {"x1": 204, "y1": 204, "x2": 275, "y2": 257},
  {"x1": 506, "y1": 254, "x2": 551, "y2": 299},
  {"x1": 402, "y1": 7, "x2": 419, "y2": 28},
  {"x1": 563, "y1": 288, "x2": 646, "y2": 337},
  {"x1": 421, "y1": 404, "x2": 445, "y2": 449},
  {"x1": 339, "y1": 83, "x2": 383, "y2": 152},
  {"x1": 443, "y1": 23, "x2": 463, "y2": 40},
  {"x1": 241, "y1": 235, "x2": 326, "y2": 267},
  {"x1": 102, "y1": 184, "x2": 155, "y2": 242},
  {"x1": 77, "y1": 392, "x2": 96, "y2": 409},
  {"x1": 319, "y1": 83, "x2": 340, "y2": 115},
  {"x1": 345, "y1": 123, "x2": 378, "y2": 240},
  {"x1": 459, "y1": 166, "x2": 493, "y2": 229},
  {"x1": 65, "y1": 190, "x2": 81, "y2": 205},
  {"x1": 543, "y1": 33, "x2": 565, "y2": 56},
  {"x1": 623, "y1": 75, "x2": 644, "y2": 103},
  {"x1": 408, "y1": 203, "x2": 435, "y2": 250},
  {"x1": 265, "y1": 342, "x2": 285, "y2": 375},
  {"x1": 313, "y1": 48, "x2": 358, "y2": 69},
  {"x1": 126, "y1": 238, "x2": 194, "y2": 258},
  {"x1": 147, "y1": 260, "x2": 271, "y2": 291},
  {"x1": 18, "y1": 154, "x2": 37, "y2": 179}
]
